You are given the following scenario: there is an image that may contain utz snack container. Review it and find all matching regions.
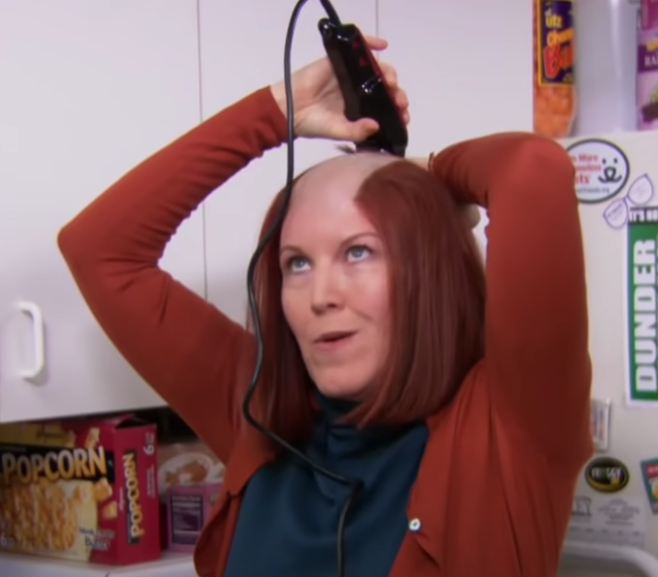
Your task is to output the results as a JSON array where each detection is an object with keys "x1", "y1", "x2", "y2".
[
  {"x1": 166, "y1": 482, "x2": 222, "y2": 553},
  {"x1": 0, "y1": 414, "x2": 160, "y2": 565},
  {"x1": 533, "y1": 0, "x2": 577, "y2": 138}
]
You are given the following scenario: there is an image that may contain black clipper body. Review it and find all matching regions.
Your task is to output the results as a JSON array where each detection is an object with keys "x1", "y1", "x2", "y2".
[{"x1": 319, "y1": 18, "x2": 408, "y2": 157}]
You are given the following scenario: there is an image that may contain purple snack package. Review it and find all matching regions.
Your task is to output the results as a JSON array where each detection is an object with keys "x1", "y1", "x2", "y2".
[
  {"x1": 166, "y1": 482, "x2": 222, "y2": 553},
  {"x1": 638, "y1": 27, "x2": 658, "y2": 130},
  {"x1": 642, "y1": 0, "x2": 658, "y2": 30}
]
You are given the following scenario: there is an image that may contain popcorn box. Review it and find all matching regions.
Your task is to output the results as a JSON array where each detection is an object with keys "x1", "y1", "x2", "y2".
[{"x1": 0, "y1": 414, "x2": 160, "y2": 565}]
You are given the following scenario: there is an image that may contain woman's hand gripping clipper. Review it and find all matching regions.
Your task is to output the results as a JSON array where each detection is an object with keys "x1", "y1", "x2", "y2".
[{"x1": 318, "y1": 18, "x2": 409, "y2": 158}]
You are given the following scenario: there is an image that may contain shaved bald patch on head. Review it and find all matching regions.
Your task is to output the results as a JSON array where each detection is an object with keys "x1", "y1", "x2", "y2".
[{"x1": 291, "y1": 152, "x2": 400, "y2": 206}]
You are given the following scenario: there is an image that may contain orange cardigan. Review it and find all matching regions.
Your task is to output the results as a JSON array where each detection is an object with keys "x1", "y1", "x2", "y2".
[{"x1": 59, "y1": 86, "x2": 592, "y2": 577}]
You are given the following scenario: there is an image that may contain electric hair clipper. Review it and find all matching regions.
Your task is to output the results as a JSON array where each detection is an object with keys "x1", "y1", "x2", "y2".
[{"x1": 318, "y1": 18, "x2": 408, "y2": 158}]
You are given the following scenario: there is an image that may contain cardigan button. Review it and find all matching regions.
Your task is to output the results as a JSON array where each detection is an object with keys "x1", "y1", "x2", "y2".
[{"x1": 408, "y1": 518, "x2": 421, "y2": 532}]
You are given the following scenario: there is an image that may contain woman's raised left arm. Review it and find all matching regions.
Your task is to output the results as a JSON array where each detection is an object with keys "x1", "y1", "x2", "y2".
[{"x1": 427, "y1": 133, "x2": 592, "y2": 471}]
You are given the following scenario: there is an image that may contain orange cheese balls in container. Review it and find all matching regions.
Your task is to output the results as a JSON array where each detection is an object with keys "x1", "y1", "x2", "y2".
[{"x1": 533, "y1": 0, "x2": 576, "y2": 138}]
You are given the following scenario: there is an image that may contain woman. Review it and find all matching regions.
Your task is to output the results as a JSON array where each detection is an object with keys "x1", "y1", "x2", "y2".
[{"x1": 58, "y1": 36, "x2": 592, "y2": 577}]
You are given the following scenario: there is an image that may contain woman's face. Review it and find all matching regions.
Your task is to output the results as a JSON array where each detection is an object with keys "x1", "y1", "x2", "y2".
[{"x1": 279, "y1": 153, "x2": 396, "y2": 400}]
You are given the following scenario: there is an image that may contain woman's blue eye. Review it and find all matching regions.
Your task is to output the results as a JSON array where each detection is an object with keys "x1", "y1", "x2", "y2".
[
  {"x1": 347, "y1": 245, "x2": 372, "y2": 262},
  {"x1": 288, "y1": 256, "x2": 309, "y2": 272},
  {"x1": 284, "y1": 245, "x2": 372, "y2": 272}
]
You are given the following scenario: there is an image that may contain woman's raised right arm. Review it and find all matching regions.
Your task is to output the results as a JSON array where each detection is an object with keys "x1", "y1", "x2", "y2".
[{"x1": 58, "y1": 87, "x2": 288, "y2": 463}]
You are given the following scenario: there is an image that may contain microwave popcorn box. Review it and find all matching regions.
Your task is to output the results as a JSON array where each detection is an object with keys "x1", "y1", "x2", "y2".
[
  {"x1": 166, "y1": 482, "x2": 222, "y2": 553},
  {"x1": 0, "y1": 414, "x2": 161, "y2": 565}
]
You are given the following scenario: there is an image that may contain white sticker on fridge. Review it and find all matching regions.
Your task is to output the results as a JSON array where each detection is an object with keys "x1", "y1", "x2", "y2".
[
  {"x1": 590, "y1": 397, "x2": 611, "y2": 452},
  {"x1": 568, "y1": 494, "x2": 647, "y2": 547}
]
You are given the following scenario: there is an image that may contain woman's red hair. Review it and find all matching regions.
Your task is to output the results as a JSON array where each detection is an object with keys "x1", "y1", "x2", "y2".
[{"x1": 245, "y1": 158, "x2": 486, "y2": 446}]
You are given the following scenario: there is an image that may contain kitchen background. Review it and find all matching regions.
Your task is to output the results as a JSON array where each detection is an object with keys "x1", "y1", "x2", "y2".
[{"x1": 0, "y1": 0, "x2": 656, "y2": 575}]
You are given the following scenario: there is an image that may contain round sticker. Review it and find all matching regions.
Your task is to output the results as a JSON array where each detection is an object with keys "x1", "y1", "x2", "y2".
[
  {"x1": 566, "y1": 139, "x2": 630, "y2": 204},
  {"x1": 584, "y1": 457, "x2": 630, "y2": 493}
]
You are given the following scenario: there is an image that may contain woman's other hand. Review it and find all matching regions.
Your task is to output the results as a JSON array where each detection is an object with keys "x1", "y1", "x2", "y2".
[
  {"x1": 461, "y1": 204, "x2": 481, "y2": 229},
  {"x1": 270, "y1": 35, "x2": 409, "y2": 142},
  {"x1": 408, "y1": 155, "x2": 481, "y2": 230}
]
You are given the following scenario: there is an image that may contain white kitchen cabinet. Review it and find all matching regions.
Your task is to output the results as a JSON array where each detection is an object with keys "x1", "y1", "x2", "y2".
[
  {"x1": 378, "y1": 0, "x2": 533, "y2": 153},
  {"x1": 0, "y1": 1, "x2": 205, "y2": 423},
  {"x1": 378, "y1": 0, "x2": 534, "y2": 257},
  {"x1": 199, "y1": 0, "x2": 377, "y2": 323}
]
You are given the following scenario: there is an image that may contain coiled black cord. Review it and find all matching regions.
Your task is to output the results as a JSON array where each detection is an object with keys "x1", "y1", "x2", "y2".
[{"x1": 241, "y1": 2, "x2": 361, "y2": 577}]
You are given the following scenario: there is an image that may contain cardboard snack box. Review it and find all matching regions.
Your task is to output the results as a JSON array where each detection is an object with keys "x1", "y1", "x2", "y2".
[
  {"x1": 166, "y1": 481, "x2": 222, "y2": 553},
  {"x1": 157, "y1": 440, "x2": 224, "y2": 549},
  {"x1": 0, "y1": 414, "x2": 160, "y2": 565}
]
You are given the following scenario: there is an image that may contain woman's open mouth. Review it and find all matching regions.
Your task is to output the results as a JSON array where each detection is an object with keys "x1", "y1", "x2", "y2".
[{"x1": 313, "y1": 331, "x2": 356, "y2": 350}]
